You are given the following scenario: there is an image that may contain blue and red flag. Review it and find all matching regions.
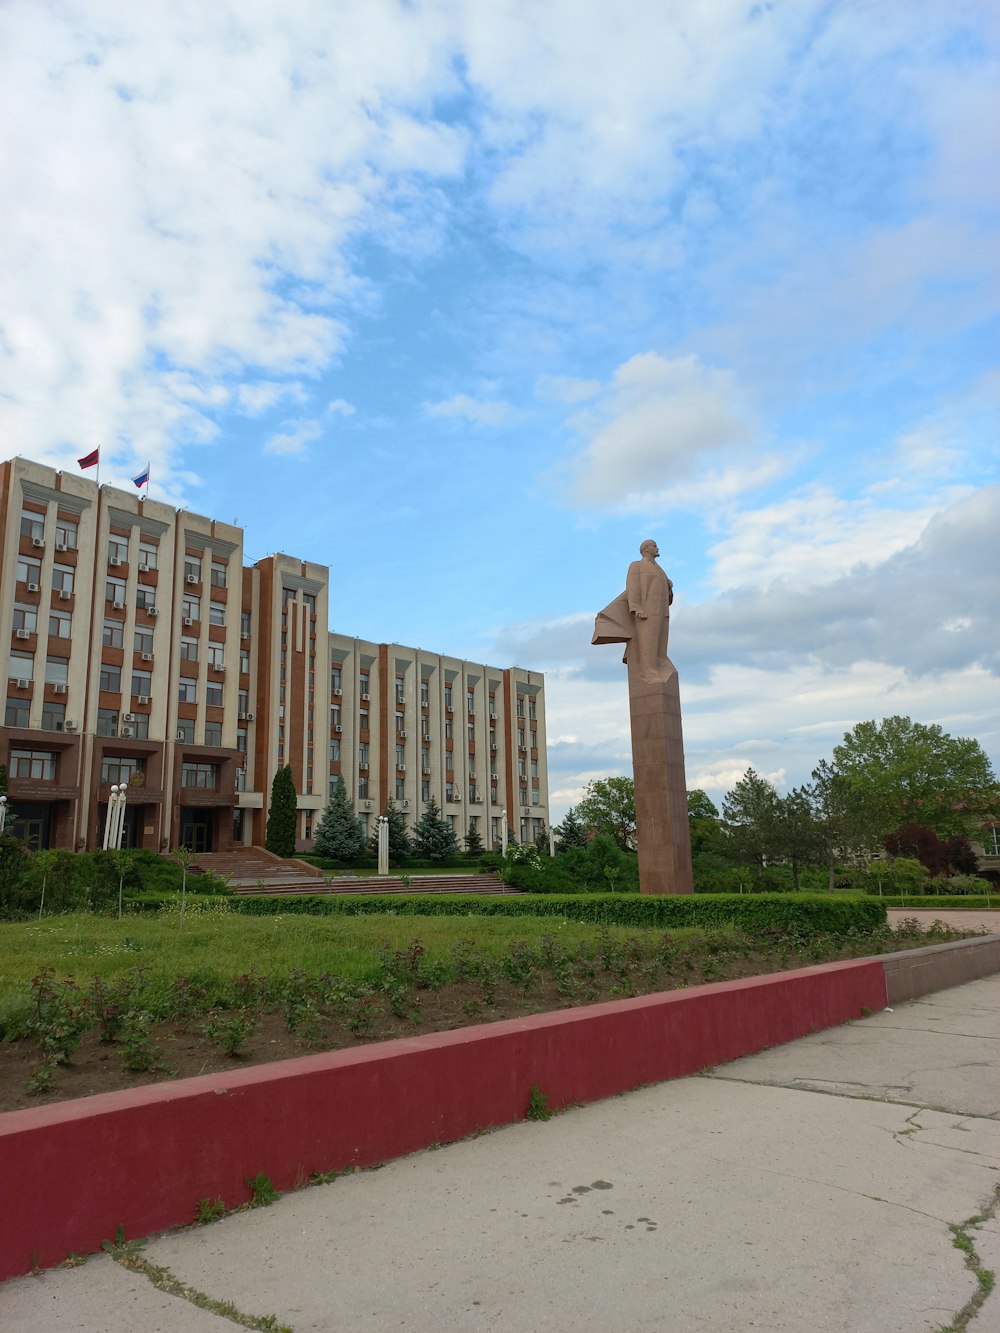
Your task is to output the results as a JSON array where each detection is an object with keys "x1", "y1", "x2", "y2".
[{"x1": 132, "y1": 464, "x2": 150, "y2": 489}]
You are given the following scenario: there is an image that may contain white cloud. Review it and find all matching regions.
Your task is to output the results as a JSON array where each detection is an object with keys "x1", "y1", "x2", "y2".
[
  {"x1": 327, "y1": 398, "x2": 356, "y2": 416},
  {"x1": 560, "y1": 352, "x2": 766, "y2": 509},
  {"x1": 424, "y1": 393, "x2": 513, "y2": 426},
  {"x1": 535, "y1": 374, "x2": 602, "y2": 404},
  {"x1": 237, "y1": 382, "x2": 305, "y2": 416},
  {"x1": 263, "y1": 419, "x2": 323, "y2": 457}
]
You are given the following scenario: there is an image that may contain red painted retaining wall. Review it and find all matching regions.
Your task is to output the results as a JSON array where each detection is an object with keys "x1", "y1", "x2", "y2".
[{"x1": 0, "y1": 959, "x2": 885, "y2": 1281}]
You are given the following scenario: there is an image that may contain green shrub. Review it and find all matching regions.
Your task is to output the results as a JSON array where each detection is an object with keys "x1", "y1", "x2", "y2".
[
  {"x1": 922, "y1": 874, "x2": 992, "y2": 896},
  {"x1": 221, "y1": 891, "x2": 885, "y2": 936}
]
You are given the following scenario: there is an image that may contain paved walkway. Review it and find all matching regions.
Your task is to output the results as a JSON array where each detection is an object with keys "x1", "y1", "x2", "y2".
[
  {"x1": 887, "y1": 907, "x2": 1000, "y2": 933},
  {"x1": 2, "y1": 976, "x2": 998, "y2": 1332}
]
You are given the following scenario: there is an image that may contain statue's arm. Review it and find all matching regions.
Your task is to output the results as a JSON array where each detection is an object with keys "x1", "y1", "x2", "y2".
[{"x1": 626, "y1": 561, "x2": 646, "y2": 617}]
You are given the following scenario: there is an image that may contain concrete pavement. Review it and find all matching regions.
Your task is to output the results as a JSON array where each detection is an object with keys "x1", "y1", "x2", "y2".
[{"x1": 3, "y1": 975, "x2": 998, "y2": 1332}]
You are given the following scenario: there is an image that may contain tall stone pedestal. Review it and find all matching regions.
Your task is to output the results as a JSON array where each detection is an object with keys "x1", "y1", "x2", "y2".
[{"x1": 628, "y1": 658, "x2": 693, "y2": 895}]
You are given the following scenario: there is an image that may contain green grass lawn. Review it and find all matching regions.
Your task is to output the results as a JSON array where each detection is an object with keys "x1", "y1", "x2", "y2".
[{"x1": 0, "y1": 907, "x2": 705, "y2": 999}]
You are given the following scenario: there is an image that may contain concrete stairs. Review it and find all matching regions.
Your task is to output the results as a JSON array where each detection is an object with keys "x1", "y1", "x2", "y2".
[
  {"x1": 232, "y1": 871, "x2": 514, "y2": 897},
  {"x1": 185, "y1": 847, "x2": 325, "y2": 891}
]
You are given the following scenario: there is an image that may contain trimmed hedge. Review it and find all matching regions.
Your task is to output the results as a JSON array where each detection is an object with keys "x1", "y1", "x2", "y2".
[
  {"x1": 876, "y1": 895, "x2": 997, "y2": 911},
  {"x1": 184, "y1": 891, "x2": 887, "y2": 936}
]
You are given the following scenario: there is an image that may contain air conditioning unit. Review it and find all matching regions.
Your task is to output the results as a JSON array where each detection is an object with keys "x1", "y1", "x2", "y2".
[
  {"x1": 212, "y1": 664, "x2": 224, "y2": 674},
  {"x1": 146, "y1": 606, "x2": 158, "y2": 617},
  {"x1": 137, "y1": 695, "x2": 150, "y2": 705},
  {"x1": 58, "y1": 589, "x2": 72, "y2": 600},
  {"x1": 360, "y1": 692, "x2": 370, "y2": 701},
  {"x1": 119, "y1": 726, "x2": 134, "y2": 739},
  {"x1": 364, "y1": 800, "x2": 373, "y2": 809},
  {"x1": 399, "y1": 729, "x2": 407, "y2": 738},
  {"x1": 176, "y1": 730, "x2": 186, "y2": 741},
  {"x1": 402, "y1": 799, "x2": 409, "y2": 809},
  {"x1": 64, "y1": 720, "x2": 77, "y2": 731},
  {"x1": 519, "y1": 745, "x2": 527, "y2": 754},
  {"x1": 334, "y1": 724, "x2": 342, "y2": 733},
  {"x1": 183, "y1": 617, "x2": 194, "y2": 626},
  {"x1": 32, "y1": 537, "x2": 44, "y2": 548},
  {"x1": 55, "y1": 542, "x2": 67, "y2": 552},
  {"x1": 186, "y1": 574, "x2": 198, "y2": 585},
  {"x1": 53, "y1": 683, "x2": 68, "y2": 695},
  {"x1": 399, "y1": 764, "x2": 406, "y2": 772},
  {"x1": 123, "y1": 713, "x2": 136, "y2": 722},
  {"x1": 240, "y1": 630, "x2": 250, "y2": 640},
  {"x1": 113, "y1": 599, "x2": 125, "y2": 610},
  {"x1": 473, "y1": 797, "x2": 483, "y2": 804},
  {"x1": 138, "y1": 562, "x2": 149, "y2": 572},
  {"x1": 490, "y1": 744, "x2": 497, "y2": 752},
  {"x1": 332, "y1": 687, "x2": 341, "y2": 696},
  {"x1": 27, "y1": 582, "x2": 40, "y2": 593},
  {"x1": 15, "y1": 629, "x2": 31, "y2": 640},
  {"x1": 15, "y1": 678, "x2": 30, "y2": 689},
  {"x1": 110, "y1": 556, "x2": 122, "y2": 567},
  {"x1": 141, "y1": 652, "x2": 153, "y2": 662}
]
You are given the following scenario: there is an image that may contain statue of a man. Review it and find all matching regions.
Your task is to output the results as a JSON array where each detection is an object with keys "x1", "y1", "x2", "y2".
[{"x1": 593, "y1": 539, "x2": 674, "y2": 682}]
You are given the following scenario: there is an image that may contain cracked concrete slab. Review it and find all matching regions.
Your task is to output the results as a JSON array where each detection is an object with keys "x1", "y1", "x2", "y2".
[
  {"x1": 0, "y1": 1255, "x2": 233, "y2": 1331},
  {"x1": 2, "y1": 973, "x2": 998, "y2": 1332}
]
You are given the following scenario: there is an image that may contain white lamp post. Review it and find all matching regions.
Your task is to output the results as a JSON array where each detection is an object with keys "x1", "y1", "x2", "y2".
[
  {"x1": 377, "y1": 814, "x2": 389, "y2": 877},
  {"x1": 500, "y1": 809, "x2": 508, "y2": 856},
  {"x1": 103, "y1": 783, "x2": 130, "y2": 851},
  {"x1": 0, "y1": 795, "x2": 7, "y2": 837}
]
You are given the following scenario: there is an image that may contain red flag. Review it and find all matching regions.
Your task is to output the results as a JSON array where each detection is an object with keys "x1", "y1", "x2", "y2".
[{"x1": 78, "y1": 448, "x2": 100, "y2": 469}]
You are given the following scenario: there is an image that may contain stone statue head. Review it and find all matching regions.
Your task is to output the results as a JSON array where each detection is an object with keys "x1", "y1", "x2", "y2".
[{"x1": 639, "y1": 539, "x2": 659, "y2": 558}]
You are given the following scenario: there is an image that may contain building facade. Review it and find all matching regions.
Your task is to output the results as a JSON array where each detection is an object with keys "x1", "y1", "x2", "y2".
[{"x1": 0, "y1": 458, "x2": 548, "y2": 855}]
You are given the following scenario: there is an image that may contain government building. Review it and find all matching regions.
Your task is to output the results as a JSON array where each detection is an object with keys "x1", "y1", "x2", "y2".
[{"x1": 1, "y1": 457, "x2": 549, "y2": 854}]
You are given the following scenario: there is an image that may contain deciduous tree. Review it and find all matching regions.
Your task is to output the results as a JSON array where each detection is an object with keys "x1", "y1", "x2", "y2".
[{"x1": 577, "y1": 776, "x2": 636, "y2": 851}]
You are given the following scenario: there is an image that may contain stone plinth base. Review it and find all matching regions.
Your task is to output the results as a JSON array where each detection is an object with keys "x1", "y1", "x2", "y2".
[{"x1": 628, "y1": 658, "x2": 693, "y2": 894}]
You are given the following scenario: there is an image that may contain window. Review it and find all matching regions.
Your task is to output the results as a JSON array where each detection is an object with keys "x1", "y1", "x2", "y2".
[
  {"x1": 518, "y1": 728, "x2": 526, "y2": 747},
  {"x1": 332, "y1": 705, "x2": 341, "y2": 728},
  {"x1": 236, "y1": 727, "x2": 247, "y2": 754},
  {"x1": 204, "y1": 721, "x2": 222, "y2": 747},
  {"x1": 16, "y1": 554, "x2": 41, "y2": 585},
  {"x1": 54, "y1": 517, "x2": 78, "y2": 550},
  {"x1": 359, "y1": 710, "x2": 369, "y2": 731},
  {"x1": 134, "y1": 627, "x2": 154, "y2": 655},
  {"x1": 331, "y1": 666, "x2": 342, "y2": 692},
  {"x1": 421, "y1": 779, "x2": 430, "y2": 801},
  {"x1": 175, "y1": 718, "x2": 195, "y2": 743},
  {"x1": 489, "y1": 694, "x2": 497, "y2": 718},
  {"x1": 182, "y1": 594, "x2": 201, "y2": 621},
  {"x1": 210, "y1": 560, "x2": 227, "y2": 588},
  {"x1": 8, "y1": 650, "x2": 33, "y2": 681},
  {"x1": 420, "y1": 681, "x2": 429, "y2": 706},
  {"x1": 358, "y1": 776, "x2": 369, "y2": 799},
  {"x1": 469, "y1": 783, "x2": 477, "y2": 802},
  {"x1": 446, "y1": 781, "x2": 454, "y2": 802},
  {"x1": 240, "y1": 648, "x2": 250, "y2": 674},
  {"x1": 49, "y1": 608, "x2": 71, "y2": 639},
  {"x1": 236, "y1": 766, "x2": 247, "y2": 792},
  {"x1": 11, "y1": 749, "x2": 56, "y2": 780},
  {"x1": 206, "y1": 683, "x2": 223, "y2": 707},
  {"x1": 396, "y1": 778, "x2": 405, "y2": 800},
  {"x1": 532, "y1": 789, "x2": 540, "y2": 805},
  {"x1": 131, "y1": 670, "x2": 152, "y2": 697},
  {"x1": 209, "y1": 601, "x2": 225, "y2": 626},
  {"x1": 13, "y1": 603, "x2": 37, "y2": 635},
  {"x1": 108, "y1": 536, "x2": 129, "y2": 563},
  {"x1": 303, "y1": 592, "x2": 316, "y2": 614},
  {"x1": 395, "y1": 745, "x2": 405, "y2": 767},
  {"x1": 359, "y1": 743, "x2": 369, "y2": 768},
  {"x1": 135, "y1": 585, "x2": 155, "y2": 611},
  {"x1": 180, "y1": 637, "x2": 198, "y2": 662},
  {"x1": 51, "y1": 563, "x2": 74, "y2": 595},
  {"x1": 138, "y1": 541, "x2": 158, "y2": 570},
  {"x1": 5, "y1": 697, "x2": 29, "y2": 727},
  {"x1": 240, "y1": 611, "x2": 251, "y2": 637},
  {"x1": 238, "y1": 690, "x2": 249, "y2": 713},
  {"x1": 468, "y1": 692, "x2": 475, "y2": 714},
  {"x1": 517, "y1": 697, "x2": 525, "y2": 718},
  {"x1": 41, "y1": 700, "x2": 66, "y2": 732},
  {"x1": 445, "y1": 720, "x2": 453, "y2": 739},
  {"x1": 330, "y1": 739, "x2": 341, "y2": 762},
  {"x1": 422, "y1": 749, "x2": 430, "y2": 773},
  {"x1": 181, "y1": 762, "x2": 218, "y2": 789},
  {"x1": 447, "y1": 814, "x2": 456, "y2": 832},
  {"x1": 21, "y1": 509, "x2": 45, "y2": 542},
  {"x1": 520, "y1": 819, "x2": 528, "y2": 843},
  {"x1": 520, "y1": 786, "x2": 529, "y2": 805},
  {"x1": 984, "y1": 828, "x2": 1000, "y2": 857},
  {"x1": 96, "y1": 708, "x2": 118, "y2": 737},
  {"x1": 518, "y1": 759, "x2": 527, "y2": 779},
  {"x1": 106, "y1": 576, "x2": 126, "y2": 605},
  {"x1": 444, "y1": 686, "x2": 453, "y2": 710},
  {"x1": 100, "y1": 756, "x2": 143, "y2": 784},
  {"x1": 208, "y1": 644, "x2": 225, "y2": 669},
  {"x1": 467, "y1": 724, "x2": 474, "y2": 742},
  {"x1": 184, "y1": 557, "x2": 202, "y2": 583},
  {"x1": 492, "y1": 817, "x2": 500, "y2": 842},
  {"x1": 178, "y1": 676, "x2": 197, "y2": 703},
  {"x1": 531, "y1": 759, "x2": 539, "y2": 778},
  {"x1": 45, "y1": 657, "x2": 68, "y2": 687},
  {"x1": 528, "y1": 700, "x2": 537, "y2": 720},
  {"x1": 395, "y1": 710, "x2": 405, "y2": 732},
  {"x1": 131, "y1": 714, "x2": 150, "y2": 740},
  {"x1": 395, "y1": 676, "x2": 405, "y2": 704},
  {"x1": 99, "y1": 664, "x2": 121, "y2": 693}
]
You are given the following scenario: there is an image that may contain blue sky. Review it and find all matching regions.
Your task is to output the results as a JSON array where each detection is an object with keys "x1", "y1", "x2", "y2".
[{"x1": 3, "y1": 1, "x2": 998, "y2": 820}]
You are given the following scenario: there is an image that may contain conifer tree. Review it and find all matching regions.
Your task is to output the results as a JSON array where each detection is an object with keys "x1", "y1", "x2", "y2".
[
  {"x1": 553, "y1": 806, "x2": 588, "y2": 853},
  {"x1": 412, "y1": 796, "x2": 459, "y2": 861},
  {"x1": 463, "y1": 820, "x2": 485, "y2": 858},
  {"x1": 265, "y1": 764, "x2": 297, "y2": 858},
  {"x1": 367, "y1": 797, "x2": 412, "y2": 863},
  {"x1": 313, "y1": 776, "x2": 367, "y2": 862}
]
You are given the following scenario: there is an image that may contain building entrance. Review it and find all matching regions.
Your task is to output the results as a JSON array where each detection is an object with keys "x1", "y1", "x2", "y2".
[{"x1": 179, "y1": 809, "x2": 214, "y2": 853}]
